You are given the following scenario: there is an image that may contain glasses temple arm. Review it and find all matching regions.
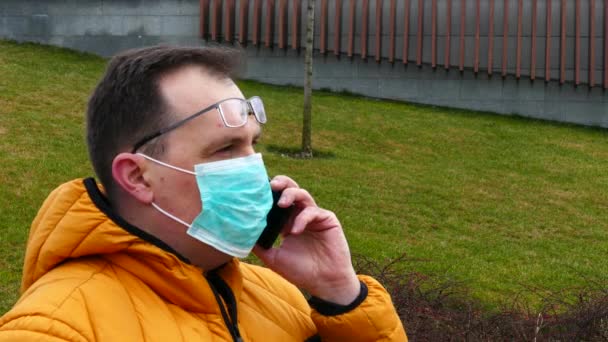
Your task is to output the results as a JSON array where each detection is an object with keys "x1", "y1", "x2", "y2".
[{"x1": 131, "y1": 104, "x2": 218, "y2": 153}]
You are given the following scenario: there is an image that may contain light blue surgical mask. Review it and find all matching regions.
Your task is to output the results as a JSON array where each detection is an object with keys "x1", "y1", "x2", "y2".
[{"x1": 138, "y1": 153, "x2": 274, "y2": 258}]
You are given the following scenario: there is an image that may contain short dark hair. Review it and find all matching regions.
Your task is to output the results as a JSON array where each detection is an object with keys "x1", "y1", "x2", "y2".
[{"x1": 86, "y1": 45, "x2": 243, "y2": 200}]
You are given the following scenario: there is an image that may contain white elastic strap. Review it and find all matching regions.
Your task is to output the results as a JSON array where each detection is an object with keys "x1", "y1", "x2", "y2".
[
  {"x1": 137, "y1": 153, "x2": 196, "y2": 175},
  {"x1": 151, "y1": 202, "x2": 191, "y2": 228}
]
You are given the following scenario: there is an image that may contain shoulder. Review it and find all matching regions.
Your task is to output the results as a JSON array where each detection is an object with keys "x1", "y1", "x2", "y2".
[
  {"x1": 21, "y1": 258, "x2": 126, "y2": 305},
  {"x1": 0, "y1": 258, "x2": 131, "y2": 341}
]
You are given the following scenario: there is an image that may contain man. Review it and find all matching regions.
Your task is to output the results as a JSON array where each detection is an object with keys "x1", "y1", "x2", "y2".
[{"x1": 0, "y1": 45, "x2": 406, "y2": 341}]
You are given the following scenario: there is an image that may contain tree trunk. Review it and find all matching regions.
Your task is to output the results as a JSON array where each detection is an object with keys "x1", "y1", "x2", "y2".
[{"x1": 301, "y1": 0, "x2": 315, "y2": 158}]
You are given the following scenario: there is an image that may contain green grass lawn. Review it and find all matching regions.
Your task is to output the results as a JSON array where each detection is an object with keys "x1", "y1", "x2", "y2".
[{"x1": 1, "y1": 40, "x2": 607, "y2": 314}]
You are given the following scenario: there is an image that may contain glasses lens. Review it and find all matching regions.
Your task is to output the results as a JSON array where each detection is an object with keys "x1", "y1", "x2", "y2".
[
  {"x1": 219, "y1": 99, "x2": 248, "y2": 127},
  {"x1": 249, "y1": 97, "x2": 267, "y2": 124}
]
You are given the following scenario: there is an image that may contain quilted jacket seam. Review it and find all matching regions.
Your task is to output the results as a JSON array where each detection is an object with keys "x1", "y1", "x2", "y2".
[
  {"x1": 242, "y1": 277, "x2": 310, "y2": 318},
  {"x1": 107, "y1": 262, "x2": 146, "y2": 341},
  {"x1": 40, "y1": 262, "x2": 110, "y2": 341},
  {"x1": 32, "y1": 191, "x2": 89, "y2": 274},
  {"x1": 0, "y1": 327, "x2": 79, "y2": 341},
  {"x1": 239, "y1": 300, "x2": 304, "y2": 340}
]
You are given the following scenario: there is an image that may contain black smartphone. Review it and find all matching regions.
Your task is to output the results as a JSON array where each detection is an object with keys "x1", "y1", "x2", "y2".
[{"x1": 256, "y1": 190, "x2": 293, "y2": 249}]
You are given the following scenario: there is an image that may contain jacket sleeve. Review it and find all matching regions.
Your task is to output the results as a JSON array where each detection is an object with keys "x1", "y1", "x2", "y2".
[
  {"x1": 0, "y1": 315, "x2": 88, "y2": 342},
  {"x1": 309, "y1": 275, "x2": 407, "y2": 342}
]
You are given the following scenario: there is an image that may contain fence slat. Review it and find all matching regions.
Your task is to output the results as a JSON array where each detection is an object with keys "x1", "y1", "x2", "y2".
[
  {"x1": 334, "y1": 0, "x2": 342, "y2": 56},
  {"x1": 545, "y1": 0, "x2": 552, "y2": 81},
  {"x1": 291, "y1": 0, "x2": 301, "y2": 50},
  {"x1": 200, "y1": 0, "x2": 209, "y2": 39},
  {"x1": 404, "y1": 0, "x2": 411, "y2": 64},
  {"x1": 212, "y1": 0, "x2": 222, "y2": 41},
  {"x1": 605, "y1": 0, "x2": 608, "y2": 88},
  {"x1": 445, "y1": 0, "x2": 451, "y2": 69},
  {"x1": 588, "y1": 0, "x2": 595, "y2": 86},
  {"x1": 265, "y1": 0, "x2": 274, "y2": 47},
  {"x1": 389, "y1": 0, "x2": 396, "y2": 62},
  {"x1": 560, "y1": 0, "x2": 566, "y2": 84},
  {"x1": 362, "y1": 0, "x2": 369, "y2": 59},
  {"x1": 432, "y1": 0, "x2": 438, "y2": 68},
  {"x1": 375, "y1": 0, "x2": 383, "y2": 62},
  {"x1": 320, "y1": 0, "x2": 327, "y2": 53},
  {"x1": 605, "y1": 0, "x2": 608, "y2": 89},
  {"x1": 278, "y1": 0, "x2": 287, "y2": 48},
  {"x1": 417, "y1": 0, "x2": 424, "y2": 66},
  {"x1": 531, "y1": 0, "x2": 537, "y2": 80},
  {"x1": 474, "y1": 0, "x2": 480, "y2": 73},
  {"x1": 575, "y1": 0, "x2": 581, "y2": 85},
  {"x1": 348, "y1": 0, "x2": 355, "y2": 57},
  {"x1": 253, "y1": 0, "x2": 261, "y2": 45},
  {"x1": 224, "y1": 0, "x2": 234, "y2": 43},
  {"x1": 502, "y1": 0, "x2": 509, "y2": 77},
  {"x1": 239, "y1": 0, "x2": 249, "y2": 44},
  {"x1": 488, "y1": 0, "x2": 494, "y2": 75},
  {"x1": 459, "y1": 0, "x2": 465, "y2": 71},
  {"x1": 516, "y1": 0, "x2": 522, "y2": 78}
]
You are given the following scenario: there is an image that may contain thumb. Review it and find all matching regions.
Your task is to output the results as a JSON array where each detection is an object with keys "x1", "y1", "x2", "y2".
[{"x1": 252, "y1": 245, "x2": 279, "y2": 267}]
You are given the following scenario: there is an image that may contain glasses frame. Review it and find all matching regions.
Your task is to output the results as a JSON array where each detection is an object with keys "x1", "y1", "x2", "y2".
[{"x1": 131, "y1": 96, "x2": 266, "y2": 153}]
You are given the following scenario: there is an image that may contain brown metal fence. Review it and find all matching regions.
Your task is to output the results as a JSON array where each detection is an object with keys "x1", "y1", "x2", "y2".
[{"x1": 200, "y1": 0, "x2": 608, "y2": 88}]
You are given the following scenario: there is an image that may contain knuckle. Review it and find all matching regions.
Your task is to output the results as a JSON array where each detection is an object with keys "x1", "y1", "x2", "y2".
[
  {"x1": 274, "y1": 175, "x2": 299, "y2": 188},
  {"x1": 322, "y1": 208, "x2": 336, "y2": 218},
  {"x1": 284, "y1": 187, "x2": 299, "y2": 197}
]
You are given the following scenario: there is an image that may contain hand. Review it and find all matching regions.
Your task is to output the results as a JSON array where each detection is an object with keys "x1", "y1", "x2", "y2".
[{"x1": 253, "y1": 176, "x2": 360, "y2": 305}]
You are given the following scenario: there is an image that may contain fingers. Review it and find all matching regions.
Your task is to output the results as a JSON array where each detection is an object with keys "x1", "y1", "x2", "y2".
[
  {"x1": 278, "y1": 187, "x2": 317, "y2": 208},
  {"x1": 269, "y1": 175, "x2": 315, "y2": 207},
  {"x1": 291, "y1": 206, "x2": 336, "y2": 234},
  {"x1": 270, "y1": 175, "x2": 299, "y2": 192},
  {"x1": 269, "y1": 175, "x2": 334, "y2": 235}
]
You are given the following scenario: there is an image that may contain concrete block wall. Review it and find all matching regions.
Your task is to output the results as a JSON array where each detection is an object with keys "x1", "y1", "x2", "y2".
[
  {"x1": 0, "y1": 0, "x2": 203, "y2": 55},
  {"x1": 0, "y1": 0, "x2": 606, "y2": 128}
]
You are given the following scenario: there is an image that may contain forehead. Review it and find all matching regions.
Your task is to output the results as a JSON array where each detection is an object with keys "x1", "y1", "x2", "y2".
[
  {"x1": 158, "y1": 65, "x2": 243, "y2": 120},
  {"x1": 154, "y1": 65, "x2": 260, "y2": 153}
]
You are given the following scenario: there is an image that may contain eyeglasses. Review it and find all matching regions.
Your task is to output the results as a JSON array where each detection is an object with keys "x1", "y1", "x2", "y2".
[{"x1": 132, "y1": 96, "x2": 267, "y2": 153}]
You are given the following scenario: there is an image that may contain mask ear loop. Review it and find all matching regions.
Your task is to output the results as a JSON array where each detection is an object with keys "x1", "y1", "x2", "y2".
[
  {"x1": 137, "y1": 153, "x2": 198, "y2": 228},
  {"x1": 151, "y1": 202, "x2": 191, "y2": 228},
  {"x1": 137, "y1": 153, "x2": 196, "y2": 175}
]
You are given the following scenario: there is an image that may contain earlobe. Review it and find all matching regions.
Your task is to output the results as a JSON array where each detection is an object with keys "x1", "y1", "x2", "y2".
[{"x1": 112, "y1": 153, "x2": 154, "y2": 204}]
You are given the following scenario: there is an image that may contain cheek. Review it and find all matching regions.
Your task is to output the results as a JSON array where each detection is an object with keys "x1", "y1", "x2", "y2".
[
  {"x1": 178, "y1": 177, "x2": 201, "y2": 202},
  {"x1": 159, "y1": 175, "x2": 203, "y2": 216}
]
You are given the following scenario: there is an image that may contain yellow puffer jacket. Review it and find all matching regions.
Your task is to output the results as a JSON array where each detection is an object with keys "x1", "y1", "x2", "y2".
[{"x1": 0, "y1": 178, "x2": 407, "y2": 341}]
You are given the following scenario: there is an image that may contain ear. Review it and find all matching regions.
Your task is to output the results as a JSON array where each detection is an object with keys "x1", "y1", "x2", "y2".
[{"x1": 112, "y1": 153, "x2": 154, "y2": 204}]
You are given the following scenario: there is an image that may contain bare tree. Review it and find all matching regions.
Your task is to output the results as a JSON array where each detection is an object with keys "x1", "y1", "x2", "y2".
[{"x1": 301, "y1": 0, "x2": 315, "y2": 158}]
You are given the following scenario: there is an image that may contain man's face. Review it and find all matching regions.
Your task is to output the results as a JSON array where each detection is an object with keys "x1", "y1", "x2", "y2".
[{"x1": 143, "y1": 65, "x2": 262, "y2": 255}]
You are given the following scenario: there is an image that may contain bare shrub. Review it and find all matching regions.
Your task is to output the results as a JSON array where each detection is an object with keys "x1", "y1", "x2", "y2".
[{"x1": 352, "y1": 254, "x2": 608, "y2": 341}]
